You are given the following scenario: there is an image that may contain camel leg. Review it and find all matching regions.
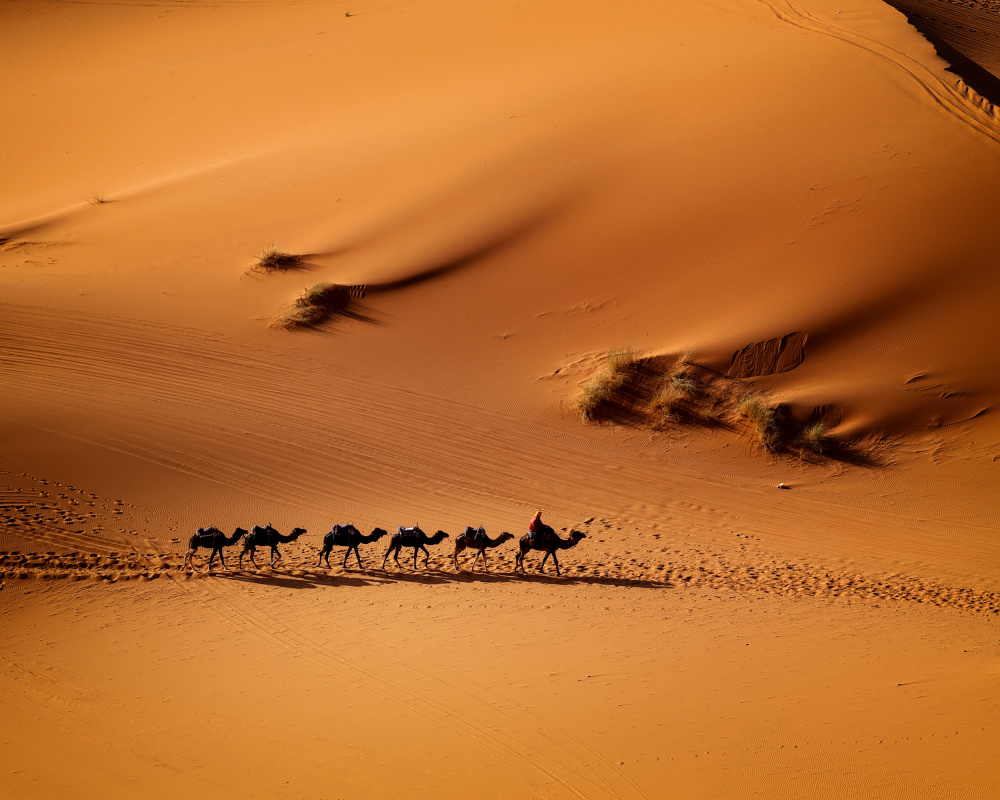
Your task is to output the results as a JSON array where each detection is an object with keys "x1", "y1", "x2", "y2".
[
  {"x1": 218, "y1": 548, "x2": 229, "y2": 571},
  {"x1": 514, "y1": 549, "x2": 523, "y2": 573},
  {"x1": 382, "y1": 547, "x2": 391, "y2": 569},
  {"x1": 318, "y1": 546, "x2": 327, "y2": 568},
  {"x1": 208, "y1": 548, "x2": 217, "y2": 571},
  {"x1": 470, "y1": 549, "x2": 481, "y2": 571},
  {"x1": 480, "y1": 549, "x2": 489, "y2": 572},
  {"x1": 539, "y1": 550, "x2": 549, "y2": 574},
  {"x1": 183, "y1": 548, "x2": 195, "y2": 569},
  {"x1": 352, "y1": 545, "x2": 364, "y2": 569},
  {"x1": 249, "y1": 547, "x2": 260, "y2": 569},
  {"x1": 453, "y1": 544, "x2": 461, "y2": 572},
  {"x1": 550, "y1": 551, "x2": 561, "y2": 577},
  {"x1": 270, "y1": 545, "x2": 281, "y2": 568},
  {"x1": 420, "y1": 544, "x2": 432, "y2": 568}
]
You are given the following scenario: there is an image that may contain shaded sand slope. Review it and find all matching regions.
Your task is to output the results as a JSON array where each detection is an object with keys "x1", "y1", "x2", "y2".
[
  {"x1": 885, "y1": 0, "x2": 1000, "y2": 102},
  {"x1": 3, "y1": 578, "x2": 999, "y2": 799}
]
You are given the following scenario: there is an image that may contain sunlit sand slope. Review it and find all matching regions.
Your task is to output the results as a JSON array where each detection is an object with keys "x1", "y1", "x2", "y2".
[{"x1": 3, "y1": 579, "x2": 999, "y2": 799}]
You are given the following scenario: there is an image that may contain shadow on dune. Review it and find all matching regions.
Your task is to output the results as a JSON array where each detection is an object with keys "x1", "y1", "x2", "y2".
[
  {"x1": 884, "y1": 0, "x2": 1000, "y2": 106},
  {"x1": 278, "y1": 196, "x2": 559, "y2": 332},
  {"x1": 217, "y1": 566, "x2": 670, "y2": 590},
  {"x1": 310, "y1": 299, "x2": 381, "y2": 330},
  {"x1": 215, "y1": 570, "x2": 379, "y2": 589}
]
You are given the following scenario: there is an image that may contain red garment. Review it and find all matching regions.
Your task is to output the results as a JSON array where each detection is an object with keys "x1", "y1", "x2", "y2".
[{"x1": 529, "y1": 513, "x2": 543, "y2": 533}]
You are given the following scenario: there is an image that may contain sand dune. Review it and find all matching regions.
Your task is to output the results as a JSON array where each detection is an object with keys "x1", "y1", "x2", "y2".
[{"x1": 3, "y1": 0, "x2": 1000, "y2": 795}]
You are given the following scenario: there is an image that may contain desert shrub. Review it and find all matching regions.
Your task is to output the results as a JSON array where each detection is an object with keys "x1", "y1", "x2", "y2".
[
  {"x1": 606, "y1": 348, "x2": 637, "y2": 377},
  {"x1": 576, "y1": 348, "x2": 638, "y2": 421},
  {"x1": 576, "y1": 374, "x2": 616, "y2": 421},
  {"x1": 675, "y1": 350, "x2": 693, "y2": 373},
  {"x1": 738, "y1": 393, "x2": 780, "y2": 450},
  {"x1": 272, "y1": 283, "x2": 353, "y2": 329},
  {"x1": 253, "y1": 244, "x2": 302, "y2": 272},
  {"x1": 797, "y1": 422, "x2": 828, "y2": 455},
  {"x1": 653, "y1": 376, "x2": 699, "y2": 420}
]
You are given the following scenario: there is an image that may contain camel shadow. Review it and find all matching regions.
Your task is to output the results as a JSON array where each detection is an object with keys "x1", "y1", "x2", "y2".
[
  {"x1": 506, "y1": 572, "x2": 671, "y2": 589},
  {"x1": 216, "y1": 569, "x2": 377, "y2": 589},
  {"x1": 207, "y1": 564, "x2": 672, "y2": 590},
  {"x1": 365, "y1": 567, "x2": 671, "y2": 589}
]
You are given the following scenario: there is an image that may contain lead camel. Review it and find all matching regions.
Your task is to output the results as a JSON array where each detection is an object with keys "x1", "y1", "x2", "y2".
[{"x1": 514, "y1": 529, "x2": 586, "y2": 576}]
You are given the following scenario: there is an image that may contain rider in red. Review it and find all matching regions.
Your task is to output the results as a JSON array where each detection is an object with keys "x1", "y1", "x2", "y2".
[{"x1": 529, "y1": 510, "x2": 544, "y2": 533}]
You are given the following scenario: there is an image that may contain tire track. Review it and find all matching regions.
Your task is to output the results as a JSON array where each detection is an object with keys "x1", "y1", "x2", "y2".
[{"x1": 756, "y1": 0, "x2": 1000, "y2": 143}]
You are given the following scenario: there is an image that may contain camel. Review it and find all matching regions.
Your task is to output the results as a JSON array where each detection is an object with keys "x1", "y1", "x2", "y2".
[
  {"x1": 514, "y1": 529, "x2": 586, "y2": 576},
  {"x1": 382, "y1": 525, "x2": 450, "y2": 570},
  {"x1": 238, "y1": 524, "x2": 307, "y2": 569},
  {"x1": 183, "y1": 526, "x2": 248, "y2": 571},
  {"x1": 453, "y1": 526, "x2": 514, "y2": 572},
  {"x1": 319, "y1": 524, "x2": 389, "y2": 569}
]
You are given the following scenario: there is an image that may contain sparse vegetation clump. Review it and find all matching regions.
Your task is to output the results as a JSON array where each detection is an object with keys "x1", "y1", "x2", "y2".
[
  {"x1": 797, "y1": 422, "x2": 828, "y2": 455},
  {"x1": 605, "y1": 348, "x2": 637, "y2": 376},
  {"x1": 738, "y1": 393, "x2": 780, "y2": 450},
  {"x1": 652, "y1": 376, "x2": 698, "y2": 420},
  {"x1": 273, "y1": 282, "x2": 353, "y2": 329},
  {"x1": 253, "y1": 244, "x2": 303, "y2": 273},
  {"x1": 575, "y1": 348, "x2": 637, "y2": 421},
  {"x1": 569, "y1": 347, "x2": 856, "y2": 462}
]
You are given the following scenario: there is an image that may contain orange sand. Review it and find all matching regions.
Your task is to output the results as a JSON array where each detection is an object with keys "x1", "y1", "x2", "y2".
[{"x1": 2, "y1": 0, "x2": 999, "y2": 796}]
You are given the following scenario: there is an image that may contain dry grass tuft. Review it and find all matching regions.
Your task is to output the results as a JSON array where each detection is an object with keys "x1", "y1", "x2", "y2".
[
  {"x1": 797, "y1": 422, "x2": 828, "y2": 455},
  {"x1": 273, "y1": 283, "x2": 354, "y2": 329},
  {"x1": 606, "y1": 348, "x2": 637, "y2": 376},
  {"x1": 738, "y1": 393, "x2": 780, "y2": 450},
  {"x1": 575, "y1": 376, "x2": 616, "y2": 421},
  {"x1": 653, "y1": 376, "x2": 699, "y2": 420},
  {"x1": 576, "y1": 348, "x2": 638, "y2": 421},
  {"x1": 253, "y1": 244, "x2": 303, "y2": 273},
  {"x1": 88, "y1": 193, "x2": 109, "y2": 205}
]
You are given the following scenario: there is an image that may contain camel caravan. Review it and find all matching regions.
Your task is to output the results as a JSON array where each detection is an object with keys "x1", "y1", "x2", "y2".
[{"x1": 183, "y1": 512, "x2": 586, "y2": 576}]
